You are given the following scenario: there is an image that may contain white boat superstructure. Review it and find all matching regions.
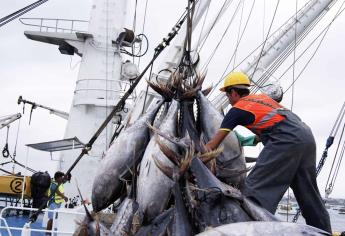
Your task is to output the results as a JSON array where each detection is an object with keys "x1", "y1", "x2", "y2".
[{"x1": 23, "y1": 0, "x2": 138, "y2": 198}]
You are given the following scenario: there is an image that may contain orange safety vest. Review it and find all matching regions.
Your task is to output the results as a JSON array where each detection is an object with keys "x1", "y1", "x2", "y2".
[{"x1": 233, "y1": 94, "x2": 285, "y2": 133}]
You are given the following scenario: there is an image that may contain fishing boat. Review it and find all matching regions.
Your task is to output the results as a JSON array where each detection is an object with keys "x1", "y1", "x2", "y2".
[
  {"x1": 277, "y1": 203, "x2": 298, "y2": 215},
  {"x1": 1, "y1": 0, "x2": 345, "y2": 235}
]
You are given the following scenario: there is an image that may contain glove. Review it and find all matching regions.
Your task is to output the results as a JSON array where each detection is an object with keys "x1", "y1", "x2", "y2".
[{"x1": 234, "y1": 130, "x2": 257, "y2": 146}]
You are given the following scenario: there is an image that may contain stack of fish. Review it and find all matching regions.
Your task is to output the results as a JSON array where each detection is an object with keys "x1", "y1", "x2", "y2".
[{"x1": 77, "y1": 72, "x2": 329, "y2": 236}]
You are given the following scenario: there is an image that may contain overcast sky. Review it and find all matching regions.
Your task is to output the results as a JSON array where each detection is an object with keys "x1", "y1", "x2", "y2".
[{"x1": 1, "y1": 0, "x2": 345, "y2": 198}]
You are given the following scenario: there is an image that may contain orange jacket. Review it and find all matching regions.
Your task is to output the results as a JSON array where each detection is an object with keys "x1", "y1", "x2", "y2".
[{"x1": 233, "y1": 94, "x2": 285, "y2": 133}]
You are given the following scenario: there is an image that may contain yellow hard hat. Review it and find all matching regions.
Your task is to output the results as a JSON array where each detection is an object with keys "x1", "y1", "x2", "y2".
[{"x1": 219, "y1": 71, "x2": 250, "y2": 92}]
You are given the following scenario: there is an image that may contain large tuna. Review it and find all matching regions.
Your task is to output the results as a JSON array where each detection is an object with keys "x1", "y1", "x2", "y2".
[
  {"x1": 197, "y1": 91, "x2": 246, "y2": 189},
  {"x1": 136, "y1": 100, "x2": 179, "y2": 222},
  {"x1": 91, "y1": 100, "x2": 163, "y2": 212},
  {"x1": 110, "y1": 197, "x2": 140, "y2": 236},
  {"x1": 196, "y1": 221, "x2": 329, "y2": 236}
]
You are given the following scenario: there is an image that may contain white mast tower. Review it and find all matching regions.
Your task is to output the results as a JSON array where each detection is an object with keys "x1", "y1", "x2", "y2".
[{"x1": 24, "y1": 0, "x2": 135, "y2": 198}]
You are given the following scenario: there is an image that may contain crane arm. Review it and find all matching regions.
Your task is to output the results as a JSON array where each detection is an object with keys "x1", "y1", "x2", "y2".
[
  {"x1": 18, "y1": 96, "x2": 69, "y2": 120},
  {"x1": 0, "y1": 113, "x2": 21, "y2": 129}
]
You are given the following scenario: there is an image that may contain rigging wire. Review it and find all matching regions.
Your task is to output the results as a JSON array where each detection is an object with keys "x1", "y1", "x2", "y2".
[
  {"x1": 291, "y1": 0, "x2": 298, "y2": 111},
  {"x1": 250, "y1": 1, "x2": 327, "y2": 93},
  {"x1": 193, "y1": 0, "x2": 210, "y2": 55},
  {"x1": 200, "y1": 0, "x2": 243, "y2": 73},
  {"x1": 209, "y1": 0, "x2": 333, "y2": 97},
  {"x1": 137, "y1": 0, "x2": 149, "y2": 68},
  {"x1": 275, "y1": 12, "x2": 340, "y2": 87},
  {"x1": 325, "y1": 123, "x2": 345, "y2": 195},
  {"x1": 105, "y1": 0, "x2": 110, "y2": 150},
  {"x1": 286, "y1": 0, "x2": 299, "y2": 221},
  {"x1": 292, "y1": 101, "x2": 345, "y2": 222},
  {"x1": 141, "y1": 0, "x2": 198, "y2": 115},
  {"x1": 233, "y1": 0, "x2": 245, "y2": 68},
  {"x1": 283, "y1": 1, "x2": 345, "y2": 94},
  {"x1": 29, "y1": 11, "x2": 189, "y2": 222},
  {"x1": 251, "y1": 0, "x2": 342, "y2": 95},
  {"x1": 249, "y1": 0, "x2": 281, "y2": 85},
  {"x1": 208, "y1": 0, "x2": 256, "y2": 98},
  {"x1": 197, "y1": 0, "x2": 233, "y2": 55},
  {"x1": 132, "y1": 0, "x2": 139, "y2": 63},
  {"x1": 325, "y1": 103, "x2": 345, "y2": 197},
  {"x1": 0, "y1": 0, "x2": 49, "y2": 28},
  {"x1": 2, "y1": 127, "x2": 10, "y2": 158},
  {"x1": 262, "y1": 0, "x2": 266, "y2": 42}
]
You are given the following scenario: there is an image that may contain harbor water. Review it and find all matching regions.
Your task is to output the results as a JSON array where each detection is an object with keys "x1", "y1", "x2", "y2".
[{"x1": 276, "y1": 208, "x2": 345, "y2": 232}]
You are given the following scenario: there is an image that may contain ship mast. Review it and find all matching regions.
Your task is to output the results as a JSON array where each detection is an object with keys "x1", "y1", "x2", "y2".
[{"x1": 24, "y1": 0, "x2": 132, "y2": 198}]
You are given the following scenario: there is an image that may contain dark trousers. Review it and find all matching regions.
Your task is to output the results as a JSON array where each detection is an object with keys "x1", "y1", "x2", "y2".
[{"x1": 243, "y1": 111, "x2": 332, "y2": 233}]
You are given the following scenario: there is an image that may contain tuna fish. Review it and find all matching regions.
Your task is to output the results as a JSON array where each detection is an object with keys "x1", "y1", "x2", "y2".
[
  {"x1": 153, "y1": 136, "x2": 278, "y2": 232},
  {"x1": 136, "y1": 100, "x2": 179, "y2": 222},
  {"x1": 76, "y1": 185, "x2": 112, "y2": 236},
  {"x1": 134, "y1": 208, "x2": 174, "y2": 236},
  {"x1": 110, "y1": 197, "x2": 140, "y2": 236},
  {"x1": 169, "y1": 177, "x2": 195, "y2": 236},
  {"x1": 197, "y1": 91, "x2": 246, "y2": 189},
  {"x1": 195, "y1": 221, "x2": 330, "y2": 236},
  {"x1": 186, "y1": 156, "x2": 252, "y2": 231},
  {"x1": 91, "y1": 100, "x2": 164, "y2": 212}
]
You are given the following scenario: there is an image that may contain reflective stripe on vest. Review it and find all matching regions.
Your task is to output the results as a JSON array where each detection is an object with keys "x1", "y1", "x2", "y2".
[{"x1": 234, "y1": 94, "x2": 285, "y2": 133}]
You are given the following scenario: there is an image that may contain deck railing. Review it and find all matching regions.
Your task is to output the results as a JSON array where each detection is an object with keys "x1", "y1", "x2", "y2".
[
  {"x1": 19, "y1": 18, "x2": 88, "y2": 33},
  {"x1": 0, "y1": 205, "x2": 85, "y2": 235}
]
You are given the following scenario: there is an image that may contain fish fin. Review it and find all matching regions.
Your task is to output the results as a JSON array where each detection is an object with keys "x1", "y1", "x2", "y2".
[
  {"x1": 195, "y1": 72, "x2": 206, "y2": 88},
  {"x1": 180, "y1": 142, "x2": 194, "y2": 174},
  {"x1": 146, "y1": 80, "x2": 174, "y2": 99},
  {"x1": 146, "y1": 122, "x2": 188, "y2": 148},
  {"x1": 75, "y1": 180, "x2": 94, "y2": 221},
  {"x1": 202, "y1": 85, "x2": 213, "y2": 96},
  {"x1": 155, "y1": 138, "x2": 181, "y2": 165},
  {"x1": 180, "y1": 86, "x2": 201, "y2": 100},
  {"x1": 152, "y1": 155, "x2": 175, "y2": 180}
]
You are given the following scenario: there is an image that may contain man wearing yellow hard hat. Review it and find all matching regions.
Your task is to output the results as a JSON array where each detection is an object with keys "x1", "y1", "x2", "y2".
[{"x1": 205, "y1": 71, "x2": 331, "y2": 233}]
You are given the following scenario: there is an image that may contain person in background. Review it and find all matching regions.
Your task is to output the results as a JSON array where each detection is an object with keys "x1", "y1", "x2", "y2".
[
  {"x1": 45, "y1": 171, "x2": 69, "y2": 235},
  {"x1": 205, "y1": 71, "x2": 331, "y2": 233}
]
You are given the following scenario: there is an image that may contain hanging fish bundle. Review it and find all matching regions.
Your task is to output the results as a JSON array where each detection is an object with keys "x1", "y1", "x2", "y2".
[{"x1": 75, "y1": 71, "x2": 329, "y2": 236}]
